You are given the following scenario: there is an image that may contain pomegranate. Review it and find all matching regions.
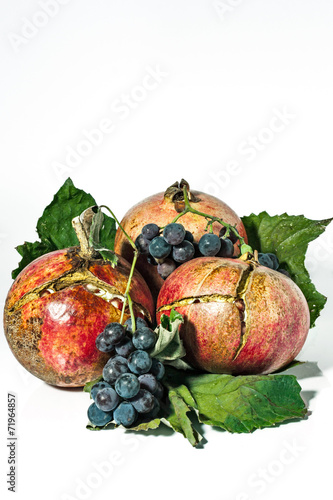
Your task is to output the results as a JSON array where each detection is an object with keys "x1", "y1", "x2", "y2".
[
  {"x1": 3, "y1": 248, "x2": 154, "y2": 387},
  {"x1": 114, "y1": 180, "x2": 248, "y2": 300},
  {"x1": 156, "y1": 257, "x2": 310, "y2": 375}
]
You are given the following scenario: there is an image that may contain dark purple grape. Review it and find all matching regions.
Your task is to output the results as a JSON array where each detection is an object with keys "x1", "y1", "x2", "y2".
[
  {"x1": 172, "y1": 240, "x2": 195, "y2": 263},
  {"x1": 149, "y1": 236, "x2": 171, "y2": 260},
  {"x1": 198, "y1": 233, "x2": 221, "y2": 256},
  {"x1": 219, "y1": 226, "x2": 239, "y2": 244},
  {"x1": 87, "y1": 403, "x2": 113, "y2": 427},
  {"x1": 129, "y1": 389, "x2": 155, "y2": 414},
  {"x1": 217, "y1": 238, "x2": 234, "y2": 258},
  {"x1": 103, "y1": 356, "x2": 128, "y2": 384},
  {"x1": 124, "y1": 317, "x2": 148, "y2": 332},
  {"x1": 258, "y1": 253, "x2": 274, "y2": 269},
  {"x1": 135, "y1": 234, "x2": 150, "y2": 254},
  {"x1": 91, "y1": 381, "x2": 111, "y2": 401},
  {"x1": 157, "y1": 258, "x2": 176, "y2": 279},
  {"x1": 142, "y1": 397, "x2": 160, "y2": 420},
  {"x1": 141, "y1": 223, "x2": 160, "y2": 240},
  {"x1": 150, "y1": 359, "x2": 165, "y2": 380},
  {"x1": 103, "y1": 323, "x2": 127, "y2": 346},
  {"x1": 95, "y1": 332, "x2": 115, "y2": 353},
  {"x1": 115, "y1": 373, "x2": 140, "y2": 399},
  {"x1": 132, "y1": 327, "x2": 157, "y2": 350},
  {"x1": 95, "y1": 387, "x2": 120, "y2": 411},
  {"x1": 163, "y1": 223, "x2": 186, "y2": 245},
  {"x1": 266, "y1": 253, "x2": 279, "y2": 270},
  {"x1": 138, "y1": 373, "x2": 158, "y2": 394},
  {"x1": 153, "y1": 381, "x2": 164, "y2": 399},
  {"x1": 115, "y1": 336, "x2": 135, "y2": 357},
  {"x1": 184, "y1": 230, "x2": 194, "y2": 243},
  {"x1": 128, "y1": 350, "x2": 152, "y2": 375},
  {"x1": 113, "y1": 402, "x2": 137, "y2": 427}
]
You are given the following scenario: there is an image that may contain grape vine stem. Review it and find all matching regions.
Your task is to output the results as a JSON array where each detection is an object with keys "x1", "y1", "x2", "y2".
[
  {"x1": 100, "y1": 205, "x2": 137, "y2": 332},
  {"x1": 170, "y1": 186, "x2": 251, "y2": 253}
]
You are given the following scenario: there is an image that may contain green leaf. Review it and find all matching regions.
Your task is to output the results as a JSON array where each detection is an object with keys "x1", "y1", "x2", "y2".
[
  {"x1": 164, "y1": 385, "x2": 202, "y2": 446},
  {"x1": 128, "y1": 418, "x2": 161, "y2": 432},
  {"x1": 90, "y1": 207, "x2": 118, "y2": 267},
  {"x1": 12, "y1": 178, "x2": 117, "y2": 278},
  {"x1": 242, "y1": 212, "x2": 332, "y2": 327},
  {"x1": 149, "y1": 310, "x2": 186, "y2": 362},
  {"x1": 164, "y1": 367, "x2": 307, "y2": 440},
  {"x1": 36, "y1": 178, "x2": 97, "y2": 249},
  {"x1": 12, "y1": 240, "x2": 55, "y2": 279}
]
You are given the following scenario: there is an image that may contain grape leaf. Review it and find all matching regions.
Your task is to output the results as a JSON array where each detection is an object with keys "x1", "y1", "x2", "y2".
[
  {"x1": 163, "y1": 367, "x2": 307, "y2": 443},
  {"x1": 241, "y1": 212, "x2": 332, "y2": 327},
  {"x1": 149, "y1": 309, "x2": 190, "y2": 367},
  {"x1": 12, "y1": 178, "x2": 116, "y2": 278},
  {"x1": 162, "y1": 385, "x2": 202, "y2": 446}
]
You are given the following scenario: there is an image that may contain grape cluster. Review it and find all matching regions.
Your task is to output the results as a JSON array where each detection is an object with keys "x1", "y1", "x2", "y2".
[
  {"x1": 87, "y1": 318, "x2": 165, "y2": 428},
  {"x1": 258, "y1": 252, "x2": 290, "y2": 277},
  {"x1": 135, "y1": 222, "x2": 239, "y2": 279}
]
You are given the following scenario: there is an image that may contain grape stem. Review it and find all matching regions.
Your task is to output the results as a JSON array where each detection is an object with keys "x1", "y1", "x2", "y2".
[
  {"x1": 171, "y1": 186, "x2": 250, "y2": 253},
  {"x1": 100, "y1": 204, "x2": 137, "y2": 332}
]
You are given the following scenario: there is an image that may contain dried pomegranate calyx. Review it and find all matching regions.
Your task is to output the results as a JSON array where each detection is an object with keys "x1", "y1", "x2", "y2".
[{"x1": 163, "y1": 179, "x2": 201, "y2": 207}]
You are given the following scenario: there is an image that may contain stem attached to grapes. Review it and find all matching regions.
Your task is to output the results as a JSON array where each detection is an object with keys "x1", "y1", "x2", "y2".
[
  {"x1": 101, "y1": 205, "x2": 138, "y2": 331},
  {"x1": 170, "y1": 187, "x2": 252, "y2": 254}
]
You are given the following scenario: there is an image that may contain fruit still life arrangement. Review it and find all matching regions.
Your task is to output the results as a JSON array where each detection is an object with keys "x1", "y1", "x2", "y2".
[{"x1": 3, "y1": 178, "x2": 332, "y2": 445}]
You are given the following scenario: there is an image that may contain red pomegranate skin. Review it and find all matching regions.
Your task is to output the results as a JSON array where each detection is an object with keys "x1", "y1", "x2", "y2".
[
  {"x1": 114, "y1": 190, "x2": 248, "y2": 300},
  {"x1": 156, "y1": 257, "x2": 310, "y2": 375},
  {"x1": 3, "y1": 247, "x2": 154, "y2": 387}
]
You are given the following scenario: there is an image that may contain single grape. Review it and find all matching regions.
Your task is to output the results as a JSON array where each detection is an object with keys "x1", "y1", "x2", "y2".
[
  {"x1": 266, "y1": 253, "x2": 279, "y2": 270},
  {"x1": 95, "y1": 387, "x2": 120, "y2": 411},
  {"x1": 198, "y1": 233, "x2": 221, "y2": 256},
  {"x1": 219, "y1": 226, "x2": 239, "y2": 244},
  {"x1": 138, "y1": 373, "x2": 158, "y2": 394},
  {"x1": 95, "y1": 332, "x2": 115, "y2": 353},
  {"x1": 157, "y1": 258, "x2": 176, "y2": 279},
  {"x1": 129, "y1": 389, "x2": 155, "y2": 414},
  {"x1": 258, "y1": 253, "x2": 274, "y2": 269},
  {"x1": 115, "y1": 373, "x2": 140, "y2": 399},
  {"x1": 103, "y1": 356, "x2": 128, "y2": 384},
  {"x1": 115, "y1": 336, "x2": 136, "y2": 357},
  {"x1": 103, "y1": 323, "x2": 127, "y2": 346},
  {"x1": 153, "y1": 381, "x2": 164, "y2": 399},
  {"x1": 91, "y1": 381, "x2": 111, "y2": 401},
  {"x1": 141, "y1": 223, "x2": 160, "y2": 240},
  {"x1": 149, "y1": 236, "x2": 172, "y2": 260},
  {"x1": 124, "y1": 316, "x2": 148, "y2": 332},
  {"x1": 135, "y1": 234, "x2": 150, "y2": 254},
  {"x1": 132, "y1": 327, "x2": 157, "y2": 350},
  {"x1": 87, "y1": 402, "x2": 113, "y2": 427},
  {"x1": 113, "y1": 402, "x2": 137, "y2": 427},
  {"x1": 150, "y1": 359, "x2": 165, "y2": 380},
  {"x1": 163, "y1": 223, "x2": 186, "y2": 245},
  {"x1": 217, "y1": 238, "x2": 234, "y2": 258},
  {"x1": 128, "y1": 350, "x2": 152, "y2": 375},
  {"x1": 184, "y1": 230, "x2": 194, "y2": 243},
  {"x1": 172, "y1": 240, "x2": 195, "y2": 263},
  {"x1": 143, "y1": 397, "x2": 160, "y2": 420}
]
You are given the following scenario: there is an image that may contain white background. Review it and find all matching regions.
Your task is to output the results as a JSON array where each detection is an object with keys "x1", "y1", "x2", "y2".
[{"x1": 1, "y1": 1, "x2": 333, "y2": 499}]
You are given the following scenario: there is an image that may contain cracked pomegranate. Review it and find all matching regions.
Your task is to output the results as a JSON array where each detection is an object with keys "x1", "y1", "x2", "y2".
[
  {"x1": 114, "y1": 181, "x2": 248, "y2": 300},
  {"x1": 3, "y1": 248, "x2": 154, "y2": 387},
  {"x1": 156, "y1": 257, "x2": 310, "y2": 375}
]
